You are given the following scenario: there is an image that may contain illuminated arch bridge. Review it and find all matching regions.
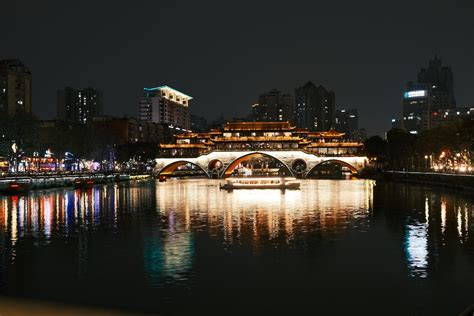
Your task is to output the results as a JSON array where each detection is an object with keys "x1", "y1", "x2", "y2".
[{"x1": 154, "y1": 151, "x2": 368, "y2": 179}]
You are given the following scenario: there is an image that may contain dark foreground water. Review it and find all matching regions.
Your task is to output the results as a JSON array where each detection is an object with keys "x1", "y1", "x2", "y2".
[{"x1": 0, "y1": 179, "x2": 473, "y2": 315}]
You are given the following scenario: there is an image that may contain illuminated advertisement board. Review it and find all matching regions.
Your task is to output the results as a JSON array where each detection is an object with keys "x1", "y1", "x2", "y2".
[{"x1": 404, "y1": 90, "x2": 427, "y2": 98}]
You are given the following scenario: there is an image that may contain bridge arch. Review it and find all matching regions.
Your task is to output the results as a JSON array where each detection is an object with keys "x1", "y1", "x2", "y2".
[
  {"x1": 222, "y1": 152, "x2": 295, "y2": 178},
  {"x1": 291, "y1": 158, "x2": 308, "y2": 172},
  {"x1": 306, "y1": 159, "x2": 359, "y2": 177},
  {"x1": 158, "y1": 160, "x2": 210, "y2": 178}
]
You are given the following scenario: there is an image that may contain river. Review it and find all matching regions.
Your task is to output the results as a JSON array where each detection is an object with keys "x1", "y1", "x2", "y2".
[{"x1": 0, "y1": 179, "x2": 473, "y2": 315}]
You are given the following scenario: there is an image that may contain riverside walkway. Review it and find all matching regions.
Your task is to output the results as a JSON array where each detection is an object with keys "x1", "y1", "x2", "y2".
[{"x1": 383, "y1": 170, "x2": 474, "y2": 191}]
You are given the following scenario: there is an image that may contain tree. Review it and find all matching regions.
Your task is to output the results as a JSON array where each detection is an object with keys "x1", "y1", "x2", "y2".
[
  {"x1": 364, "y1": 136, "x2": 387, "y2": 161},
  {"x1": 386, "y1": 128, "x2": 416, "y2": 170}
]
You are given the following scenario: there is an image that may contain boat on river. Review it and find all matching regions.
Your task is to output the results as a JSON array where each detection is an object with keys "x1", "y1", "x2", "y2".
[{"x1": 220, "y1": 177, "x2": 300, "y2": 190}]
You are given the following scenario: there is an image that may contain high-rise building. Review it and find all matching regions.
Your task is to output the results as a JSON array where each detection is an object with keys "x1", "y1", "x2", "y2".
[
  {"x1": 401, "y1": 56, "x2": 457, "y2": 134},
  {"x1": 294, "y1": 81, "x2": 335, "y2": 131},
  {"x1": 418, "y1": 55, "x2": 455, "y2": 109},
  {"x1": 57, "y1": 87, "x2": 103, "y2": 124},
  {"x1": 402, "y1": 82, "x2": 431, "y2": 134},
  {"x1": 252, "y1": 89, "x2": 294, "y2": 123},
  {"x1": 335, "y1": 109, "x2": 358, "y2": 137},
  {"x1": 139, "y1": 85, "x2": 191, "y2": 130},
  {"x1": 0, "y1": 59, "x2": 32, "y2": 118}
]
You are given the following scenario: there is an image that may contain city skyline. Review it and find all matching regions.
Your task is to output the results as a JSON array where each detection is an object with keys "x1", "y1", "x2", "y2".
[{"x1": 1, "y1": 1, "x2": 473, "y2": 137}]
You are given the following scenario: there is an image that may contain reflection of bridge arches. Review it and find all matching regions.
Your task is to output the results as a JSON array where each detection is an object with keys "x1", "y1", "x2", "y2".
[
  {"x1": 159, "y1": 160, "x2": 210, "y2": 178},
  {"x1": 222, "y1": 152, "x2": 294, "y2": 178},
  {"x1": 307, "y1": 159, "x2": 359, "y2": 177}
]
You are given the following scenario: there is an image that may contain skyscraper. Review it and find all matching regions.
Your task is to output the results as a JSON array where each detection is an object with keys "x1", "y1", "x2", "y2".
[
  {"x1": 252, "y1": 89, "x2": 294, "y2": 123},
  {"x1": 0, "y1": 59, "x2": 32, "y2": 118},
  {"x1": 401, "y1": 55, "x2": 457, "y2": 134},
  {"x1": 335, "y1": 109, "x2": 358, "y2": 137},
  {"x1": 57, "y1": 87, "x2": 103, "y2": 124},
  {"x1": 417, "y1": 55, "x2": 455, "y2": 109},
  {"x1": 138, "y1": 85, "x2": 191, "y2": 130},
  {"x1": 294, "y1": 81, "x2": 335, "y2": 131},
  {"x1": 402, "y1": 82, "x2": 431, "y2": 134}
]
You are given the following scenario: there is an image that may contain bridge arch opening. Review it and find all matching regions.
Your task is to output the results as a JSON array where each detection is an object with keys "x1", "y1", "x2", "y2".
[
  {"x1": 222, "y1": 152, "x2": 294, "y2": 178},
  {"x1": 291, "y1": 159, "x2": 307, "y2": 172},
  {"x1": 158, "y1": 161, "x2": 209, "y2": 178},
  {"x1": 306, "y1": 159, "x2": 358, "y2": 179},
  {"x1": 208, "y1": 159, "x2": 224, "y2": 172}
]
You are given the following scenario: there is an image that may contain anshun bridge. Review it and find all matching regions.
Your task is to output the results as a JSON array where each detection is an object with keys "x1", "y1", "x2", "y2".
[{"x1": 154, "y1": 122, "x2": 368, "y2": 178}]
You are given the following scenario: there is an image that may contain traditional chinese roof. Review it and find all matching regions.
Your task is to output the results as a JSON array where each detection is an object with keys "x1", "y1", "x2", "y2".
[
  {"x1": 212, "y1": 136, "x2": 302, "y2": 142},
  {"x1": 159, "y1": 144, "x2": 208, "y2": 149},
  {"x1": 300, "y1": 130, "x2": 346, "y2": 138},
  {"x1": 176, "y1": 132, "x2": 214, "y2": 139},
  {"x1": 223, "y1": 121, "x2": 295, "y2": 131},
  {"x1": 307, "y1": 142, "x2": 363, "y2": 148}
]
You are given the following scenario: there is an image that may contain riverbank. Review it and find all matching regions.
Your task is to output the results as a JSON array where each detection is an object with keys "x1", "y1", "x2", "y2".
[
  {"x1": 378, "y1": 170, "x2": 474, "y2": 192},
  {"x1": 0, "y1": 173, "x2": 152, "y2": 193}
]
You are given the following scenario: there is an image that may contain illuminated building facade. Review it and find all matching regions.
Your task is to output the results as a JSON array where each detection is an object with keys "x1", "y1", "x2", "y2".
[
  {"x1": 252, "y1": 89, "x2": 294, "y2": 123},
  {"x1": 158, "y1": 121, "x2": 363, "y2": 158},
  {"x1": 0, "y1": 59, "x2": 32, "y2": 118},
  {"x1": 57, "y1": 87, "x2": 103, "y2": 124},
  {"x1": 139, "y1": 85, "x2": 192, "y2": 130},
  {"x1": 402, "y1": 82, "x2": 431, "y2": 134},
  {"x1": 294, "y1": 81, "x2": 335, "y2": 131}
]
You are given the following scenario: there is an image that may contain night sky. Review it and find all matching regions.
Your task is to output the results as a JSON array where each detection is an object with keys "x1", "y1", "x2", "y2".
[{"x1": 2, "y1": 0, "x2": 473, "y2": 136}]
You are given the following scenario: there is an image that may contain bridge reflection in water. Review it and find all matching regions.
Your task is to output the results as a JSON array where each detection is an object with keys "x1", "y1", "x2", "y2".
[{"x1": 0, "y1": 180, "x2": 474, "y2": 314}]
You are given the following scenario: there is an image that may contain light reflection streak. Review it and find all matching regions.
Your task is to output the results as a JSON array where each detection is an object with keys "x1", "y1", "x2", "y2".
[
  {"x1": 405, "y1": 222, "x2": 428, "y2": 278},
  {"x1": 441, "y1": 199, "x2": 447, "y2": 236},
  {"x1": 44, "y1": 195, "x2": 52, "y2": 239}
]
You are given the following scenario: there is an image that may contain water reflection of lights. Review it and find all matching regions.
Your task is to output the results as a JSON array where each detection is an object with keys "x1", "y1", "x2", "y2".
[
  {"x1": 162, "y1": 232, "x2": 193, "y2": 280},
  {"x1": 0, "y1": 186, "x2": 123, "y2": 248},
  {"x1": 441, "y1": 199, "x2": 447, "y2": 236},
  {"x1": 404, "y1": 191, "x2": 472, "y2": 278},
  {"x1": 0, "y1": 179, "x2": 472, "y2": 287},
  {"x1": 155, "y1": 179, "x2": 374, "y2": 246},
  {"x1": 405, "y1": 222, "x2": 428, "y2": 278},
  {"x1": 44, "y1": 195, "x2": 52, "y2": 238}
]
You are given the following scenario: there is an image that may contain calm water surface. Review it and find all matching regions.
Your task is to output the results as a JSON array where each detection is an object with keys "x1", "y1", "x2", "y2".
[{"x1": 0, "y1": 179, "x2": 473, "y2": 315}]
